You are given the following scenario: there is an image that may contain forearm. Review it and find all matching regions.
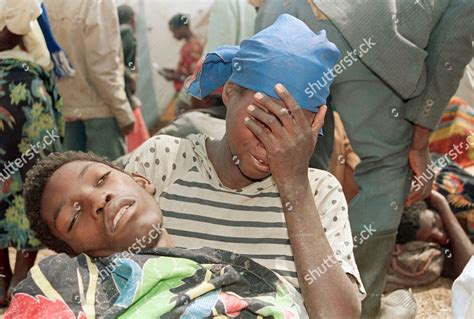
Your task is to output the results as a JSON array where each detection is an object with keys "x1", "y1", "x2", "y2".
[
  {"x1": 403, "y1": 0, "x2": 473, "y2": 130},
  {"x1": 278, "y1": 176, "x2": 360, "y2": 318}
]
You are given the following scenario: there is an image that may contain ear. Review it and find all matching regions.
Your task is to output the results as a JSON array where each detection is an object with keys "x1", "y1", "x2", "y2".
[
  {"x1": 222, "y1": 81, "x2": 233, "y2": 108},
  {"x1": 132, "y1": 172, "x2": 156, "y2": 195}
]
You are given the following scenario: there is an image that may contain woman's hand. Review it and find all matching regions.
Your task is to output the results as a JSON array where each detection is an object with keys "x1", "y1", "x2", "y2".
[{"x1": 244, "y1": 83, "x2": 326, "y2": 184}]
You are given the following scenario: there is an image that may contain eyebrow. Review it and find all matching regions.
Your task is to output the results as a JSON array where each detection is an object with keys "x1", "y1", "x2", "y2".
[
  {"x1": 52, "y1": 163, "x2": 96, "y2": 229},
  {"x1": 78, "y1": 162, "x2": 95, "y2": 180}
]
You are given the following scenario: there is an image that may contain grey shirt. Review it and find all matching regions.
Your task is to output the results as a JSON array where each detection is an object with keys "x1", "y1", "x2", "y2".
[{"x1": 255, "y1": 0, "x2": 473, "y2": 130}]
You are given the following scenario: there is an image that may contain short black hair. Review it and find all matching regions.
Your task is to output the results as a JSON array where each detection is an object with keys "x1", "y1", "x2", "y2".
[
  {"x1": 169, "y1": 13, "x2": 190, "y2": 28},
  {"x1": 396, "y1": 201, "x2": 427, "y2": 244},
  {"x1": 23, "y1": 152, "x2": 123, "y2": 255},
  {"x1": 118, "y1": 5, "x2": 135, "y2": 25}
]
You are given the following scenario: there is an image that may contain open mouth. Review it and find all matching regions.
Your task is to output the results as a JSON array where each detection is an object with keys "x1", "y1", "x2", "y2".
[
  {"x1": 108, "y1": 199, "x2": 136, "y2": 232},
  {"x1": 112, "y1": 204, "x2": 132, "y2": 231},
  {"x1": 250, "y1": 153, "x2": 270, "y2": 172}
]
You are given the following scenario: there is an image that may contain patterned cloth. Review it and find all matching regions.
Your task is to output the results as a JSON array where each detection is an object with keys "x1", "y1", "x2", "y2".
[
  {"x1": 6, "y1": 247, "x2": 306, "y2": 318},
  {"x1": 0, "y1": 58, "x2": 63, "y2": 249},
  {"x1": 434, "y1": 160, "x2": 474, "y2": 240},
  {"x1": 174, "y1": 36, "x2": 203, "y2": 92},
  {"x1": 429, "y1": 96, "x2": 474, "y2": 168}
]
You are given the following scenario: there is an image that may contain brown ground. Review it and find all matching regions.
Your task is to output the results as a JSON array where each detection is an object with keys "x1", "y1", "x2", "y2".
[{"x1": 0, "y1": 248, "x2": 453, "y2": 318}]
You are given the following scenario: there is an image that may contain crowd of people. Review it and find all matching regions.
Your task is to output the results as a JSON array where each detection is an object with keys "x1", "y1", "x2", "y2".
[{"x1": 0, "y1": 0, "x2": 473, "y2": 318}]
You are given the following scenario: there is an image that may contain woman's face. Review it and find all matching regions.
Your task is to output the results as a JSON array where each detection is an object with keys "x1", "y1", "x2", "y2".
[{"x1": 416, "y1": 209, "x2": 449, "y2": 245}]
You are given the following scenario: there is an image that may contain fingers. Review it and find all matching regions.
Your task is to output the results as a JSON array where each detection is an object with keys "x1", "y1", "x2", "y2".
[
  {"x1": 247, "y1": 104, "x2": 286, "y2": 137},
  {"x1": 253, "y1": 92, "x2": 295, "y2": 132},
  {"x1": 274, "y1": 84, "x2": 306, "y2": 124},
  {"x1": 244, "y1": 116, "x2": 274, "y2": 146}
]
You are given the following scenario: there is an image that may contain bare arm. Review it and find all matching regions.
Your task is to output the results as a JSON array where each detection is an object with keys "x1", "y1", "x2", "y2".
[
  {"x1": 428, "y1": 190, "x2": 474, "y2": 278},
  {"x1": 244, "y1": 84, "x2": 360, "y2": 318}
]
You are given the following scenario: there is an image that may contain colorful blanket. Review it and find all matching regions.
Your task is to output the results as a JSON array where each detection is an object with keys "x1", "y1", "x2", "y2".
[
  {"x1": 5, "y1": 247, "x2": 303, "y2": 318},
  {"x1": 435, "y1": 160, "x2": 474, "y2": 240},
  {"x1": 429, "y1": 96, "x2": 474, "y2": 168}
]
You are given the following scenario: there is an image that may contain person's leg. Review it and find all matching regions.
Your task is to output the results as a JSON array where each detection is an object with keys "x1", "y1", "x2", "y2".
[
  {"x1": 331, "y1": 64, "x2": 413, "y2": 318},
  {"x1": 84, "y1": 118, "x2": 126, "y2": 160},
  {"x1": 7, "y1": 250, "x2": 37, "y2": 299},
  {"x1": 299, "y1": 17, "x2": 414, "y2": 317},
  {"x1": 64, "y1": 120, "x2": 86, "y2": 152},
  {"x1": 0, "y1": 249, "x2": 12, "y2": 306}
]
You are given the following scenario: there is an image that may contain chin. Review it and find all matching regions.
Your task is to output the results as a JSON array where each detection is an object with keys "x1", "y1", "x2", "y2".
[{"x1": 240, "y1": 166, "x2": 270, "y2": 181}]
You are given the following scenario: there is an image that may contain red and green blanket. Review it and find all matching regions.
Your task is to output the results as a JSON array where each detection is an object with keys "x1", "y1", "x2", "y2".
[{"x1": 5, "y1": 247, "x2": 303, "y2": 318}]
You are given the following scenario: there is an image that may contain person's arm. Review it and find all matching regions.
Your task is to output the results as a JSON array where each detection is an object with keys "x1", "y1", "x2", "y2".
[
  {"x1": 405, "y1": 0, "x2": 473, "y2": 205},
  {"x1": 428, "y1": 190, "x2": 474, "y2": 278},
  {"x1": 245, "y1": 84, "x2": 361, "y2": 318},
  {"x1": 406, "y1": 125, "x2": 433, "y2": 206},
  {"x1": 84, "y1": 0, "x2": 134, "y2": 135},
  {"x1": 403, "y1": 0, "x2": 473, "y2": 131}
]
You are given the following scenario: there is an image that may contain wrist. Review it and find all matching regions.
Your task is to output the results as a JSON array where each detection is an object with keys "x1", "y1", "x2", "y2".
[
  {"x1": 275, "y1": 174, "x2": 310, "y2": 194},
  {"x1": 411, "y1": 125, "x2": 432, "y2": 150}
]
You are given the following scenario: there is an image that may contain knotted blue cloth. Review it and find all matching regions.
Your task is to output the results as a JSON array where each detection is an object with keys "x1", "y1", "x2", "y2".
[
  {"x1": 37, "y1": 3, "x2": 75, "y2": 79},
  {"x1": 187, "y1": 14, "x2": 340, "y2": 113}
]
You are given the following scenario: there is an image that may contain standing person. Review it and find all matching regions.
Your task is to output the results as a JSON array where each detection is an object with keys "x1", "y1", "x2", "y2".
[
  {"x1": 44, "y1": 0, "x2": 135, "y2": 160},
  {"x1": 117, "y1": 4, "x2": 150, "y2": 152},
  {"x1": 0, "y1": 0, "x2": 64, "y2": 305},
  {"x1": 255, "y1": 0, "x2": 473, "y2": 317},
  {"x1": 161, "y1": 13, "x2": 203, "y2": 93}
]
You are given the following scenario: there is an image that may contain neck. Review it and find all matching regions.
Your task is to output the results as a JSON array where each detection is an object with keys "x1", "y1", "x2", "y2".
[
  {"x1": 155, "y1": 228, "x2": 175, "y2": 248},
  {"x1": 184, "y1": 31, "x2": 193, "y2": 41},
  {"x1": 206, "y1": 135, "x2": 255, "y2": 189}
]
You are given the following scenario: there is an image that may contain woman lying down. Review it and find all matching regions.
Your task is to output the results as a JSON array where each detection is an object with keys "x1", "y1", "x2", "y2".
[{"x1": 5, "y1": 152, "x2": 306, "y2": 319}]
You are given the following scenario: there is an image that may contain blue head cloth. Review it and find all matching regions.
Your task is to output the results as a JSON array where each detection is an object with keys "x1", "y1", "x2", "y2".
[{"x1": 187, "y1": 14, "x2": 340, "y2": 113}]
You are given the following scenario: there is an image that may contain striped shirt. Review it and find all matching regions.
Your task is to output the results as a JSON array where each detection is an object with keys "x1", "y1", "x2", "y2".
[{"x1": 123, "y1": 134, "x2": 365, "y2": 296}]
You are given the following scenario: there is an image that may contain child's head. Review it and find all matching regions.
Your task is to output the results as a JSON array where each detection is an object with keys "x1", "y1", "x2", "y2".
[
  {"x1": 187, "y1": 14, "x2": 340, "y2": 180},
  {"x1": 397, "y1": 201, "x2": 448, "y2": 245},
  {"x1": 168, "y1": 13, "x2": 190, "y2": 40},
  {"x1": 24, "y1": 152, "x2": 164, "y2": 256}
]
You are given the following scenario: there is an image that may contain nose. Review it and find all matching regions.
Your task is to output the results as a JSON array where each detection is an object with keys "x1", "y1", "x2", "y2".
[
  {"x1": 80, "y1": 188, "x2": 113, "y2": 219},
  {"x1": 94, "y1": 193, "x2": 113, "y2": 215}
]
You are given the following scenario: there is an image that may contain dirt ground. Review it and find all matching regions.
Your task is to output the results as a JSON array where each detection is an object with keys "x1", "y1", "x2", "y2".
[{"x1": 0, "y1": 248, "x2": 454, "y2": 318}]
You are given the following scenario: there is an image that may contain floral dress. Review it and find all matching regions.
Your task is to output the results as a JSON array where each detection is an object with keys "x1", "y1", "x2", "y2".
[{"x1": 0, "y1": 58, "x2": 64, "y2": 250}]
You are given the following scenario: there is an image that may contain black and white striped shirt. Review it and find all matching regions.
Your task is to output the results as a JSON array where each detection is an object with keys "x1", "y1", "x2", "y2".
[{"x1": 124, "y1": 134, "x2": 365, "y2": 296}]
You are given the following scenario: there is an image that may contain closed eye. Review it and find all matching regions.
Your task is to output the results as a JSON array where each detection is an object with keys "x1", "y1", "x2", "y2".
[
  {"x1": 68, "y1": 205, "x2": 81, "y2": 232},
  {"x1": 97, "y1": 171, "x2": 111, "y2": 187}
]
